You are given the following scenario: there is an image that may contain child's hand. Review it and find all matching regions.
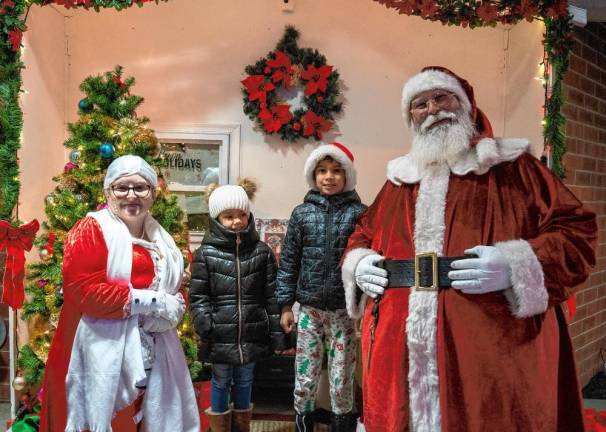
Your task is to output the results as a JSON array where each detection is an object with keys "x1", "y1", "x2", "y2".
[{"x1": 280, "y1": 308, "x2": 295, "y2": 333}]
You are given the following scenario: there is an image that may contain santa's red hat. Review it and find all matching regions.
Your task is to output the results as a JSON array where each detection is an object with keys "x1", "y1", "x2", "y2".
[
  {"x1": 401, "y1": 66, "x2": 493, "y2": 142},
  {"x1": 303, "y1": 142, "x2": 357, "y2": 192}
]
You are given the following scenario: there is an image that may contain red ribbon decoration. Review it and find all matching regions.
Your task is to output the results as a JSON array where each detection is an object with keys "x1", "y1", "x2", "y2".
[{"x1": 0, "y1": 219, "x2": 40, "y2": 309}]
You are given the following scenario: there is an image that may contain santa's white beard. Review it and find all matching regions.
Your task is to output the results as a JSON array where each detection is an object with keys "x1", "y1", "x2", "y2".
[{"x1": 410, "y1": 110, "x2": 476, "y2": 167}]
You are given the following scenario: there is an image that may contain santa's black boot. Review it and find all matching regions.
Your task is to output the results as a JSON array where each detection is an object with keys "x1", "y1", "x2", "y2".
[{"x1": 295, "y1": 411, "x2": 314, "y2": 432}]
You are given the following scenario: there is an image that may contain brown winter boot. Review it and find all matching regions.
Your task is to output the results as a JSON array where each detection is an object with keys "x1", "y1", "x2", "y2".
[
  {"x1": 205, "y1": 407, "x2": 232, "y2": 432},
  {"x1": 232, "y1": 405, "x2": 253, "y2": 432}
]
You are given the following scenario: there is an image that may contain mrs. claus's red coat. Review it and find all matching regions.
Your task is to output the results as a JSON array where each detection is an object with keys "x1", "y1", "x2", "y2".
[{"x1": 40, "y1": 217, "x2": 154, "y2": 432}]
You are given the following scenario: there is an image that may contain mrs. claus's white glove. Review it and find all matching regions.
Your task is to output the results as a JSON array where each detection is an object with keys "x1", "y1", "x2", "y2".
[
  {"x1": 355, "y1": 254, "x2": 388, "y2": 298},
  {"x1": 448, "y1": 245, "x2": 511, "y2": 294}
]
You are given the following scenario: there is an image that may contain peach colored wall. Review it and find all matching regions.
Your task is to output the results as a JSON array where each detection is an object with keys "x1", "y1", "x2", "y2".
[
  {"x1": 21, "y1": 5, "x2": 68, "y2": 252},
  {"x1": 23, "y1": 0, "x2": 545, "y2": 222}
]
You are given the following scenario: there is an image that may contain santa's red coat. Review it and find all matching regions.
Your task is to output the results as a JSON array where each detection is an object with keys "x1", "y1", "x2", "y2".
[
  {"x1": 343, "y1": 141, "x2": 596, "y2": 432},
  {"x1": 40, "y1": 217, "x2": 155, "y2": 432}
]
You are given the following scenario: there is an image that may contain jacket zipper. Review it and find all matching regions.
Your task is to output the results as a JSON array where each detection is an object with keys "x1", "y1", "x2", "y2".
[
  {"x1": 323, "y1": 203, "x2": 333, "y2": 309},
  {"x1": 236, "y1": 233, "x2": 244, "y2": 364}
]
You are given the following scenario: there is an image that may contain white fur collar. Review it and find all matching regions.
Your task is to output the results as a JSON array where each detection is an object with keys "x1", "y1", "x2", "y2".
[{"x1": 387, "y1": 137, "x2": 530, "y2": 185}]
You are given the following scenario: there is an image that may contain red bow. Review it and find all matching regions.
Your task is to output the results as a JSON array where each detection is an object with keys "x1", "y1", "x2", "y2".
[{"x1": 0, "y1": 219, "x2": 39, "y2": 309}]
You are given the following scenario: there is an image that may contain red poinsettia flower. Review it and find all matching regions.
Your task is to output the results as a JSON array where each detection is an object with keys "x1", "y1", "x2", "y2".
[
  {"x1": 301, "y1": 65, "x2": 333, "y2": 96},
  {"x1": 267, "y1": 51, "x2": 294, "y2": 88},
  {"x1": 258, "y1": 104, "x2": 293, "y2": 133},
  {"x1": 396, "y1": 0, "x2": 417, "y2": 15},
  {"x1": 546, "y1": 0, "x2": 569, "y2": 19},
  {"x1": 477, "y1": 3, "x2": 500, "y2": 22},
  {"x1": 241, "y1": 75, "x2": 276, "y2": 104},
  {"x1": 1, "y1": 0, "x2": 15, "y2": 13},
  {"x1": 419, "y1": 0, "x2": 440, "y2": 18},
  {"x1": 301, "y1": 111, "x2": 332, "y2": 139},
  {"x1": 7, "y1": 29, "x2": 22, "y2": 52},
  {"x1": 518, "y1": 0, "x2": 539, "y2": 22}
]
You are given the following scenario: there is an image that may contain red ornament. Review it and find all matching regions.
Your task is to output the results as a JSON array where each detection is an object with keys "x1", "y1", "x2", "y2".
[
  {"x1": 301, "y1": 65, "x2": 333, "y2": 96},
  {"x1": 266, "y1": 51, "x2": 294, "y2": 88},
  {"x1": 301, "y1": 111, "x2": 332, "y2": 140},
  {"x1": 293, "y1": 122, "x2": 301, "y2": 131},
  {"x1": 241, "y1": 75, "x2": 276, "y2": 104},
  {"x1": 258, "y1": 104, "x2": 294, "y2": 133},
  {"x1": 317, "y1": 96, "x2": 324, "y2": 103},
  {"x1": 114, "y1": 76, "x2": 126, "y2": 89},
  {"x1": 264, "y1": 67, "x2": 271, "y2": 74},
  {"x1": 0, "y1": 219, "x2": 40, "y2": 309},
  {"x1": 64, "y1": 162, "x2": 79, "y2": 172},
  {"x1": 43, "y1": 232, "x2": 56, "y2": 257},
  {"x1": 37, "y1": 279, "x2": 49, "y2": 288},
  {"x1": 7, "y1": 29, "x2": 23, "y2": 52}
]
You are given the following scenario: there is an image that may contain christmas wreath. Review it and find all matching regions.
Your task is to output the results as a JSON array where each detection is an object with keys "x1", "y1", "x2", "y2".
[{"x1": 241, "y1": 26, "x2": 342, "y2": 142}]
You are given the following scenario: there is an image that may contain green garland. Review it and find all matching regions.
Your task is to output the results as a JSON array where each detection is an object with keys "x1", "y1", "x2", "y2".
[
  {"x1": 543, "y1": 15, "x2": 574, "y2": 178},
  {"x1": 0, "y1": 0, "x2": 27, "y2": 221},
  {"x1": 372, "y1": 0, "x2": 574, "y2": 178}
]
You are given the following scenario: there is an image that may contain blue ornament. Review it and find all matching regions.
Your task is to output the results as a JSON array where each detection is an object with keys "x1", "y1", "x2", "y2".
[
  {"x1": 99, "y1": 143, "x2": 115, "y2": 159},
  {"x1": 78, "y1": 98, "x2": 92, "y2": 112}
]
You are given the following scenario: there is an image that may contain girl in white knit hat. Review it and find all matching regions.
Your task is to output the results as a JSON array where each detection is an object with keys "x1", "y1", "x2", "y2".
[{"x1": 189, "y1": 183, "x2": 285, "y2": 432}]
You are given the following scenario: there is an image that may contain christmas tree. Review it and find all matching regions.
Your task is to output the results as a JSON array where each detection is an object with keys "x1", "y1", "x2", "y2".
[{"x1": 17, "y1": 65, "x2": 203, "y2": 388}]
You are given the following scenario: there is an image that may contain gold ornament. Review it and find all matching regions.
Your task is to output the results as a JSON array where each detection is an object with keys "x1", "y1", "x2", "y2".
[
  {"x1": 39, "y1": 248, "x2": 51, "y2": 261},
  {"x1": 12, "y1": 376, "x2": 26, "y2": 391}
]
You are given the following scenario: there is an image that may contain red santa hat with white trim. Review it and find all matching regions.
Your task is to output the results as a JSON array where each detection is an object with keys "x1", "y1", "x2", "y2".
[
  {"x1": 401, "y1": 66, "x2": 494, "y2": 143},
  {"x1": 303, "y1": 142, "x2": 357, "y2": 192}
]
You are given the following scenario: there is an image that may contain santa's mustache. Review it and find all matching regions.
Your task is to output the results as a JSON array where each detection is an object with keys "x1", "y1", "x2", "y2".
[{"x1": 420, "y1": 111, "x2": 458, "y2": 132}]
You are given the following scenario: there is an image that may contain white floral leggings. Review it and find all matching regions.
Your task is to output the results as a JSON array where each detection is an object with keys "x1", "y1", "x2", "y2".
[{"x1": 293, "y1": 305, "x2": 357, "y2": 415}]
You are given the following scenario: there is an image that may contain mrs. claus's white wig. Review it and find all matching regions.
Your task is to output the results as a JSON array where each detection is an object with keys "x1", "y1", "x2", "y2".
[{"x1": 103, "y1": 155, "x2": 158, "y2": 189}]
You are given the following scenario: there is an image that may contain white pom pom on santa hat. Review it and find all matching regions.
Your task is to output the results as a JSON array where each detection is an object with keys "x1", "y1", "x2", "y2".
[
  {"x1": 401, "y1": 68, "x2": 473, "y2": 126},
  {"x1": 303, "y1": 142, "x2": 357, "y2": 192}
]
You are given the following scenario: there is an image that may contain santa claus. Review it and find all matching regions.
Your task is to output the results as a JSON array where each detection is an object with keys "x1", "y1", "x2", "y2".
[{"x1": 342, "y1": 67, "x2": 596, "y2": 432}]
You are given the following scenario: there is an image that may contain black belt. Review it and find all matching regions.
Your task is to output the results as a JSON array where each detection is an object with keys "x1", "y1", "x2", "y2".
[{"x1": 377, "y1": 252, "x2": 477, "y2": 291}]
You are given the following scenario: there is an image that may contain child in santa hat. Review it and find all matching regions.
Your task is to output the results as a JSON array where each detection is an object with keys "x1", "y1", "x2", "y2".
[
  {"x1": 189, "y1": 183, "x2": 285, "y2": 432},
  {"x1": 276, "y1": 142, "x2": 367, "y2": 432}
]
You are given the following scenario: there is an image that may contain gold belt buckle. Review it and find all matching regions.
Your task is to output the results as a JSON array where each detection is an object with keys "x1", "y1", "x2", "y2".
[{"x1": 414, "y1": 251, "x2": 438, "y2": 291}]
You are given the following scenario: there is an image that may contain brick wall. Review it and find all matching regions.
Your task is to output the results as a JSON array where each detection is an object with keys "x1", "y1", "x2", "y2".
[{"x1": 562, "y1": 22, "x2": 606, "y2": 387}]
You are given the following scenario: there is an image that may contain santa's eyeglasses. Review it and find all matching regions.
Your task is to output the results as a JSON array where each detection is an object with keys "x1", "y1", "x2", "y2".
[
  {"x1": 111, "y1": 184, "x2": 152, "y2": 198},
  {"x1": 410, "y1": 91, "x2": 458, "y2": 115}
]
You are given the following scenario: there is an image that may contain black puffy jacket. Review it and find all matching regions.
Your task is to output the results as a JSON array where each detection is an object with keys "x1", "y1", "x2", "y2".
[
  {"x1": 275, "y1": 190, "x2": 367, "y2": 310},
  {"x1": 189, "y1": 215, "x2": 284, "y2": 365}
]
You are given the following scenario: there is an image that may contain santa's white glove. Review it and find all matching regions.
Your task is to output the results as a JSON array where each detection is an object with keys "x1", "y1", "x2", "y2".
[
  {"x1": 448, "y1": 245, "x2": 511, "y2": 294},
  {"x1": 354, "y1": 254, "x2": 388, "y2": 299},
  {"x1": 142, "y1": 316, "x2": 175, "y2": 333}
]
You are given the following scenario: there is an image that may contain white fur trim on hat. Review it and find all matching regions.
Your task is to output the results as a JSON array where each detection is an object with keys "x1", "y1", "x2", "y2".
[
  {"x1": 104, "y1": 155, "x2": 158, "y2": 189},
  {"x1": 303, "y1": 143, "x2": 357, "y2": 192},
  {"x1": 208, "y1": 185, "x2": 250, "y2": 219},
  {"x1": 401, "y1": 69, "x2": 472, "y2": 126}
]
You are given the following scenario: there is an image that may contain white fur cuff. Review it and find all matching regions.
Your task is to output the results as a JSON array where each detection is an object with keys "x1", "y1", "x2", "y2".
[
  {"x1": 342, "y1": 248, "x2": 376, "y2": 319},
  {"x1": 495, "y1": 239, "x2": 548, "y2": 318}
]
